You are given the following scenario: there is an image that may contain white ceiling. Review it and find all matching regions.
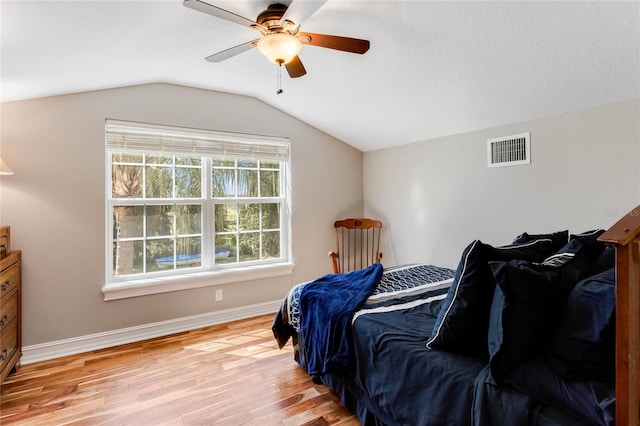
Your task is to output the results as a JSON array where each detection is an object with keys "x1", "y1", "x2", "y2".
[{"x1": 1, "y1": 1, "x2": 639, "y2": 151}]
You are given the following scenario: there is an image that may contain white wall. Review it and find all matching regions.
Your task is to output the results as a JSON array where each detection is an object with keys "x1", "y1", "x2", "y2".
[
  {"x1": 364, "y1": 100, "x2": 640, "y2": 269},
  {"x1": 0, "y1": 83, "x2": 363, "y2": 346}
]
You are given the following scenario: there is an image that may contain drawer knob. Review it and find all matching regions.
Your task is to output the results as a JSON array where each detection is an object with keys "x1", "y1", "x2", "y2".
[
  {"x1": 1, "y1": 280, "x2": 9, "y2": 291},
  {"x1": 0, "y1": 349, "x2": 7, "y2": 361},
  {"x1": 0, "y1": 314, "x2": 7, "y2": 327}
]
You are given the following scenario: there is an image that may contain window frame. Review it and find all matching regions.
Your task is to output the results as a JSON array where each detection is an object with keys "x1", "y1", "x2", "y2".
[{"x1": 103, "y1": 120, "x2": 293, "y2": 300}]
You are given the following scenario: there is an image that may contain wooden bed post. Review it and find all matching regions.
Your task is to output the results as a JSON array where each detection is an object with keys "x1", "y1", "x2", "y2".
[{"x1": 598, "y1": 205, "x2": 640, "y2": 426}]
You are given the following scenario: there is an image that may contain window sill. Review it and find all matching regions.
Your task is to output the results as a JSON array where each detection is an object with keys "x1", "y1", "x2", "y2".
[{"x1": 102, "y1": 262, "x2": 294, "y2": 301}]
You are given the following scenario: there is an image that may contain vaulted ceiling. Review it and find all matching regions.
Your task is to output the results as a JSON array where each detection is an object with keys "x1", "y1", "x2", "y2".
[{"x1": 2, "y1": 1, "x2": 639, "y2": 151}]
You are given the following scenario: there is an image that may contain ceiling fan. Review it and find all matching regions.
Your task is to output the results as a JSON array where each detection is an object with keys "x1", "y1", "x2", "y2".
[{"x1": 183, "y1": 0, "x2": 370, "y2": 79}]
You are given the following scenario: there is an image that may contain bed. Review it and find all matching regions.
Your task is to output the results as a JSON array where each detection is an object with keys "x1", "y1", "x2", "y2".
[{"x1": 272, "y1": 206, "x2": 640, "y2": 426}]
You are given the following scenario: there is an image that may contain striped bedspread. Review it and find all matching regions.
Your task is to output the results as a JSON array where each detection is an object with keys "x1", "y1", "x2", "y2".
[
  {"x1": 273, "y1": 263, "x2": 455, "y2": 347},
  {"x1": 353, "y1": 264, "x2": 454, "y2": 323}
]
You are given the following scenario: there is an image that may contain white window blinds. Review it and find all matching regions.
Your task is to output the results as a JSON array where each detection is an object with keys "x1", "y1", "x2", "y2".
[{"x1": 105, "y1": 119, "x2": 290, "y2": 162}]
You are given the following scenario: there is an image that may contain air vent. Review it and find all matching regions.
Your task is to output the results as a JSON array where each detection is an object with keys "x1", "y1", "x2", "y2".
[{"x1": 487, "y1": 132, "x2": 530, "y2": 167}]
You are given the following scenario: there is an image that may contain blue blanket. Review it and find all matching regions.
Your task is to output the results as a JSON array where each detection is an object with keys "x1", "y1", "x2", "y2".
[{"x1": 299, "y1": 263, "x2": 383, "y2": 376}]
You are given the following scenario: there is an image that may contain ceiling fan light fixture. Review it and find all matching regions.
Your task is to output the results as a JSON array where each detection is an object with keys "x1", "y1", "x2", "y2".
[{"x1": 256, "y1": 33, "x2": 302, "y2": 65}]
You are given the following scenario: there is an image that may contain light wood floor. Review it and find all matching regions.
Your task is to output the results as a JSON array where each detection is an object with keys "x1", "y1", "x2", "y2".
[{"x1": 0, "y1": 314, "x2": 359, "y2": 426}]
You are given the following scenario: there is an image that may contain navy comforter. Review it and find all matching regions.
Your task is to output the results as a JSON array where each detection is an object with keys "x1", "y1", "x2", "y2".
[
  {"x1": 323, "y1": 295, "x2": 591, "y2": 426},
  {"x1": 273, "y1": 263, "x2": 613, "y2": 425},
  {"x1": 345, "y1": 297, "x2": 487, "y2": 425}
]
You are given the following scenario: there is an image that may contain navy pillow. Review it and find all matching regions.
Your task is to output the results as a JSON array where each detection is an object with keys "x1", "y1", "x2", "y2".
[
  {"x1": 591, "y1": 247, "x2": 615, "y2": 275},
  {"x1": 427, "y1": 238, "x2": 560, "y2": 359},
  {"x1": 487, "y1": 239, "x2": 593, "y2": 381},
  {"x1": 512, "y1": 230, "x2": 569, "y2": 250},
  {"x1": 570, "y1": 229, "x2": 606, "y2": 264},
  {"x1": 547, "y1": 267, "x2": 616, "y2": 382}
]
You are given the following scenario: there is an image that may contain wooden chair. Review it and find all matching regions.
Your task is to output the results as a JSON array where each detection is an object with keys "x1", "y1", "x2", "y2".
[{"x1": 329, "y1": 218, "x2": 382, "y2": 274}]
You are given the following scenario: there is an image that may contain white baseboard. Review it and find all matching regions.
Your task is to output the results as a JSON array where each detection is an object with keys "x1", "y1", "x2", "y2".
[{"x1": 21, "y1": 300, "x2": 282, "y2": 365}]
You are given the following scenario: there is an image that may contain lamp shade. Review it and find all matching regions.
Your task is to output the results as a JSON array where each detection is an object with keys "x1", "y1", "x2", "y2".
[
  {"x1": 256, "y1": 33, "x2": 302, "y2": 65},
  {"x1": 0, "y1": 157, "x2": 14, "y2": 176}
]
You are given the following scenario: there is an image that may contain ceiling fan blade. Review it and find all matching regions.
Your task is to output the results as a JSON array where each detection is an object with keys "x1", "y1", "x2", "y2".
[
  {"x1": 280, "y1": 0, "x2": 327, "y2": 26},
  {"x1": 285, "y1": 56, "x2": 307, "y2": 78},
  {"x1": 298, "y1": 32, "x2": 370, "y2": 54},
  {"x1": 205, "y1": 40, "x2": 258, "y2": 62},
  {"x1": 183, "y1": 0, "x2": 256, "y2": 28}
]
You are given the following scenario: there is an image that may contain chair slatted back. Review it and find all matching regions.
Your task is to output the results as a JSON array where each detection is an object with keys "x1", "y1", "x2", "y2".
[{"x1": 329, "y1": 218, "x2": 382, "y2": 274}]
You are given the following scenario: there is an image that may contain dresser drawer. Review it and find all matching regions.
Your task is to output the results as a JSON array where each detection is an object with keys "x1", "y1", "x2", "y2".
[
  {"x1": 0, "y1": 234, "x2": 8, "y2": 257},
  {"x1": 0, "y1": 317, "x2": 18, "y2": 374},
  {"x1": 0, "y1": 262, "x2": 20, "y2": 300},
  {"x1": 0, "y1": 230, "x2": 20, "y2": 384},
  {"x1": 0, "y1": 287, "x2": 18, "y2": 333}
]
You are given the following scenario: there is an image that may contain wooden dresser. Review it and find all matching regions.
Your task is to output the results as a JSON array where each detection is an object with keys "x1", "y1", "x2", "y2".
[{"x1": 0, "y1": 226, "x2": 21, "y2": 384}]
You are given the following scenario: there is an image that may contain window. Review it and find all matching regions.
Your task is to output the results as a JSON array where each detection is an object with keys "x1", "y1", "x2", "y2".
[{"x1": 104, "y1": 120, "x2": 291, "y2": 297}]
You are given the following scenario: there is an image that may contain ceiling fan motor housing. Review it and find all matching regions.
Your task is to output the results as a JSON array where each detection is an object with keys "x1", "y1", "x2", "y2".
[{"x1": 257, "y1": 4, "x2": 289, "y2": 31}]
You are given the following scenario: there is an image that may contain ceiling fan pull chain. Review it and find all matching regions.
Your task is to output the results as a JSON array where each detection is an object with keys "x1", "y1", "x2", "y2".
[{"x1": 277, "y1": 62, "x2": 284, "y2": 95}]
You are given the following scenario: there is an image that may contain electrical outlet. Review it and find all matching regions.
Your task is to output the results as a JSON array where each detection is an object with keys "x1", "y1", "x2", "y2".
[{"x1": 215, "y1": 289, "x2": 223, "y2": 301}]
